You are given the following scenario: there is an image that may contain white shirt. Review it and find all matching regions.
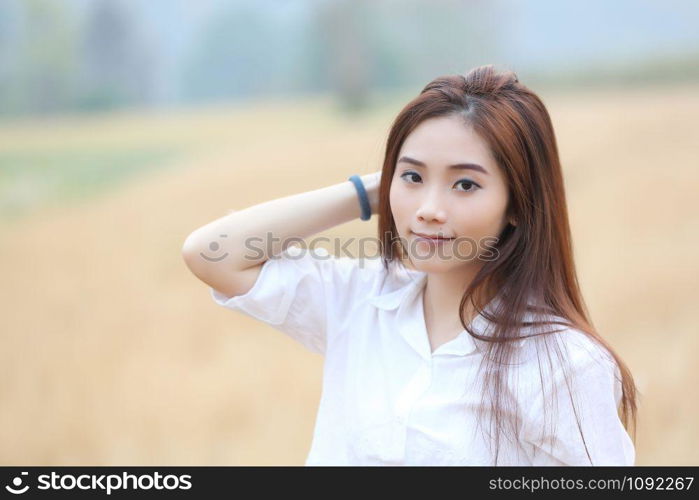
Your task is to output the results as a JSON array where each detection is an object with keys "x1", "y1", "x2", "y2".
[{"x1": 210, "y1": 244, "x2": 635, "y2": 466}]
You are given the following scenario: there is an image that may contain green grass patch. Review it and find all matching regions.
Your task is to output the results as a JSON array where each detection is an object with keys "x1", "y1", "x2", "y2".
[{"x1": 0, "y1": 147, "x2": 183, "y2": 219}]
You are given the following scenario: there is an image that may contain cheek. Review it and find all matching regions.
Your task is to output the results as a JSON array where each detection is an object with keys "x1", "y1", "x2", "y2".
[
  {"x1": 389, "y1": 184, "x2": 409, "y2": 223},
  {"x1": 454, "y1": 196, "x2": 508, "y2": 239}
]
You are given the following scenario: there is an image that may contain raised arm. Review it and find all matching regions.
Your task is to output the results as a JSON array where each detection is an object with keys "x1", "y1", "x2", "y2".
[{"x1": 181, "y1": 172, "x2": 381, "y2": 297}]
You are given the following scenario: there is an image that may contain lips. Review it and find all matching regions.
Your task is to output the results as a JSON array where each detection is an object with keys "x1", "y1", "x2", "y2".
[{"x1": 412, "y1": 231, "x2": 454, "y2": 240}]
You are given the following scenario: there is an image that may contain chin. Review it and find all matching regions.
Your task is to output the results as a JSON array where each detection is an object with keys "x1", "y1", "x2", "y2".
[{"x1": 407, "y1": 257, "x2": 457, "y2": 274}]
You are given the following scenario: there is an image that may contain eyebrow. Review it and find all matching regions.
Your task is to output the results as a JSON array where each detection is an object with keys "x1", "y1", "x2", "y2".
[{"x1": 397, "y1": 155, "x2": 489, "y2": 175}]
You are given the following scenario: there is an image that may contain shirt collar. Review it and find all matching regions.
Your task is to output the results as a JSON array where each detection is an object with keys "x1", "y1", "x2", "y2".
[
  {"x1": 366, "y1": 261, "x2": 425, "y2": 310},
  {"x1": 367, "y1": 270, "x2": 529, "y2": 357}
]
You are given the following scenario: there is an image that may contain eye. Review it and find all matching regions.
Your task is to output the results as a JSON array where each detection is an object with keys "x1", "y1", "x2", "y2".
[
  {"x1": 399, "y1": 171, "x2": 480, "y2": 192},
  {"x1": 454, "y1": 179, "x2": 480, "y2": 192},
  {"x1": 400, "y1": 171, "x2": 421, "y2": 184}
]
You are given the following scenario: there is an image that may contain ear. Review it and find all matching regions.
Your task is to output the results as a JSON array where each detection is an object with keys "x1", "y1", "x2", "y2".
[{"x1": 505, "y1": 200, "x2": 518, "y2": 227}]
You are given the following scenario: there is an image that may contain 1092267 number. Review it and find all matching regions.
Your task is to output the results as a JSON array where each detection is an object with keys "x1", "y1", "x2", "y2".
[{"x1": 622, "y1": 476, "x2": 694, "y2": 491}]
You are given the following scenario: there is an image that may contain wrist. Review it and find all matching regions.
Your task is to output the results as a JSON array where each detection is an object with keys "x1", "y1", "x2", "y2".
[
  {"x1": 360, "y1": 172, "x2": 381, "y2": 213},
  {"x1": 347, "y1": 174, "x2": 372, "y2": 221}
]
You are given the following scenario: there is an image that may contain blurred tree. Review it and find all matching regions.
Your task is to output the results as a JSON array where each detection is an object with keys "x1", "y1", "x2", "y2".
[
  {"x1": 0, "y1": 0, "x2": 20, "y2": 115},
  {"x1": 367, "y1": 0, "x2": 500, "y2": 88},
  {"x1": 0, "y1": 0, "x2": 80, "y2": 116},
  {"x1": 180, "y1": 2, "x2": 284, "y2": 103},
  {"x1": 307, "y1": 0, "x2": 497, "y2": 112},
  {"x1": 80, "y1": 0, "x2": 157, "y2": 111},
  {"x1": 313, "y1": 0, "x2": 372, "y2": 113}
]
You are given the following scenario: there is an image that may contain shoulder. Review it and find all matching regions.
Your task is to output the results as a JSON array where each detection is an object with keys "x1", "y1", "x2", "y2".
[
  {"x1": 514, "y1": 322, "x2": 620, "y2": 399},
  {"x1": 277, "y1": 246, "x2": 394, "y2": 304},
  {"x1": 553, "y1": 327, "x2": 616, "y2": 373},
  {"x1": 274, "y1": 244, "x2": 382, "y2": 276},
  {"x1": 516, "y1": 305, "x2": 613, "y2": 368}
]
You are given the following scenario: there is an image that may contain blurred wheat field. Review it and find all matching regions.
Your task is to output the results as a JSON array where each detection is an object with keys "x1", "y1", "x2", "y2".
[{"x1": 0, "y1": 83, "x2": 697, "y2": 465}]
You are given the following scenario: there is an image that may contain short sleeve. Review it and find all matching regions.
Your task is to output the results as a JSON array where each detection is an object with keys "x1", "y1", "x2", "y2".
[
  {"x1": 520, "y1": 339, "x2": 635, "y2": 466},
  {"x1": 209, "y1": 245, "x2": 376, "y2": 356}
]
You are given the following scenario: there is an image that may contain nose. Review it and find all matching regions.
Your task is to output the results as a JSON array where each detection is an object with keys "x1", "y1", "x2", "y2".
[{"x1": 415, "y1": 187, "x2": 447, "y2": 223}]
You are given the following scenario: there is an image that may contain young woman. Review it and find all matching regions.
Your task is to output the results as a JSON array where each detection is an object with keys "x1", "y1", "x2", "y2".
[{"x1": 182, "y1": 64, "x2": 638, "y2": 466}]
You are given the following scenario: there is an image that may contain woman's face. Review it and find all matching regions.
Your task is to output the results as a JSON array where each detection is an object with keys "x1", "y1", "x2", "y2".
[{"x1": 389, "y1": 114, "x2": 512, "y2": 274}]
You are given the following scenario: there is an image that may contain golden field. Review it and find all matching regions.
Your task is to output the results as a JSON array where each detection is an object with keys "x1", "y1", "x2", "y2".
[{"x1": 0, "y1": 82, "x2": 697, "y2": 465}]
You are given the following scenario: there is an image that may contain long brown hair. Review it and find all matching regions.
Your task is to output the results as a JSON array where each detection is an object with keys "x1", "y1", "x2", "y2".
[{"x1": 375, "y1": 64, "x2": 638, "y2": 465}]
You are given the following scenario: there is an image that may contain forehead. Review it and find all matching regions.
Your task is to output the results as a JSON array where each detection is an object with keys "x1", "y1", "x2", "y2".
[{"x1": 398, "y1": 115, "x2": 496, "y2": 171}]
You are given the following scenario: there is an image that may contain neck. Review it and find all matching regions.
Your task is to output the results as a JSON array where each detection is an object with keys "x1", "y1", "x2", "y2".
[{"x1": 422, "y1": 265, "x2": 492, "y2": 330}]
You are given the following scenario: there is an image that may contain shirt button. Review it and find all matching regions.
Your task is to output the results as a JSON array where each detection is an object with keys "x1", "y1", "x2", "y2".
[
  {"x1": 312, "y1": 246, "x2": 329, "y2": 257},
  {"x1": 285, "y1": 244, "x2": 303, "y2": 257}
]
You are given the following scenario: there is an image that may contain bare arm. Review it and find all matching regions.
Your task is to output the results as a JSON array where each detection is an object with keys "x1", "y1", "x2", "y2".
[{"x1": 181, "y1": 172, "x2": 381, "y2": 296}]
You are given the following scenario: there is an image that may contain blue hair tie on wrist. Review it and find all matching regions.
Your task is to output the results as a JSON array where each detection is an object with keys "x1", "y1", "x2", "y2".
[{"x1": 348, "y1": 174, "x2": 372, "y2": 221}]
